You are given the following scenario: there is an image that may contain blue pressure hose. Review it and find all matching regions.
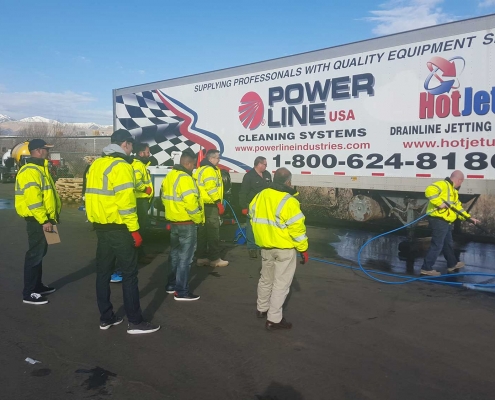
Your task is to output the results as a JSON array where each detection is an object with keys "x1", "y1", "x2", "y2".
[
  {"x1": 224, "y1": 199, "x2": 247, "y2": 240},
  {"x1": 224, "y1": 200, "x2": 495, "y2": 291}
]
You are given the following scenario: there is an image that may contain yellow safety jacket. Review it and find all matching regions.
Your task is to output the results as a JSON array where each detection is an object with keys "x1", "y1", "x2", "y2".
[
  {"x1": 249, "y1": 185, "x2": 308, "y2": 252},
  {"x1": 85, "y1": 154, "x2": 139, "y2": 232},
  {"x1": 194, "y1": 162, "x2": 223, "y2": 204},
  {"x1": 161, "y1": 166, "x2": 204, "y2": 224},
  {"x1": 15, "y1": 158, "x2": 61, "y2": 224},
  {"x1": 425, "y1": 178, "x2": 470, "y2": 223},
  {"x1": 132, "y1": 158, "x2": 153, "y2": 199}
]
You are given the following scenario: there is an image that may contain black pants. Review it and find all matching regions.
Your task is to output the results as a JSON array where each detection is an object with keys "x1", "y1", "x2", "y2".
[
  {"x1": 136, "y1": 198, "x2": 150, "y2": 231},
  {"x1": 23, "y1": 219, "x2": 48, "y2": 299},
  {"x1": 197, "y1": 205, "x2": 221, "y2": 261},
  {"x1": 136, "y1": 198, "x2": 150, "y2": 258},
  {"x1": 95, "y1": 230, "x2": 142, "y2": 324}
]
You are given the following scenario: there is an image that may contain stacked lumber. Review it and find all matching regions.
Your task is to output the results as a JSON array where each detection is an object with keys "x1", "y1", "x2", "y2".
[
  {"x1": 83, "y1": 155, "x2": 98, "y2": 164},
  {"x1": 56, "y1": 178, "x2": 83, "y2": 202}
]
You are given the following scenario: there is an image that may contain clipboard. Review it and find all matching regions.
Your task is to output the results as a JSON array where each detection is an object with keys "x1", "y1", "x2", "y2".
[{"x1": 44, "y1": 225, "x2": 61, "y2": 245}]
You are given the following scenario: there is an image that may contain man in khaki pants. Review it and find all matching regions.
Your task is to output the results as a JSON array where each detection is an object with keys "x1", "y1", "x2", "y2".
[{"x1": 249, "y1": 168, "x2": 308, "y2": 331}]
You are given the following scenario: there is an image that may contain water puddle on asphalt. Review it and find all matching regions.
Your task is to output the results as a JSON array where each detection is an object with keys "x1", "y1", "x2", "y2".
[
  {"x1": 328, "y1": 229, "x2": 495, "y2": 285},
  {"x1": 0, "y1": 199, "x2": 13, "y2": 209}
]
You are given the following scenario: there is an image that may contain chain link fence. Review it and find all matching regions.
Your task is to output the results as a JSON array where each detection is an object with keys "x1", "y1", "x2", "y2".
[
  {"x1": 54, "y1": 151, "x2": 100, "y2": 178},
  {"x1": 0, "y1": 135, "x2": 111, "y2": 179}
]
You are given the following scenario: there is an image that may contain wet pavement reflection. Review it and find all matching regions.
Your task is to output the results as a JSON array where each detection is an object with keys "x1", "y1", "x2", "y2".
[
  {"x1": 0, "y1": 199, "x2": 13, "y2": 209},
  {"x1": 329, "y1": 229, "x2": 495, "y2": 285}
]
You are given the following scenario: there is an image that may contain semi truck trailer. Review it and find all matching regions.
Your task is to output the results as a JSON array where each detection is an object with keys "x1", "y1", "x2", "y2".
[{"x1": 113, "y1": 14, "x2": 495, "y2": 226}]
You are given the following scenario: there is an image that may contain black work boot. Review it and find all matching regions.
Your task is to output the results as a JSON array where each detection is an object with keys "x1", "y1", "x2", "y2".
[{"x1": 265, "y1": 318, "x2": 292, "y2": 331}]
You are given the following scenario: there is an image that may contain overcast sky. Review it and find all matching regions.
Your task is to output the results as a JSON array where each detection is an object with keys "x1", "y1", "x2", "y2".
[{"x1": 0, "y1": 0, "x2": 494, "y2": 125}]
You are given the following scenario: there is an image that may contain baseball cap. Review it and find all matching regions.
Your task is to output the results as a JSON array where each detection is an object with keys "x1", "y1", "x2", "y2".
[
  {"x1": 28, "y1": 139, "x2": 54, "y2": 151},
  {"x1": 111, "y1": 129, "x2": 135, "y2": 144}
]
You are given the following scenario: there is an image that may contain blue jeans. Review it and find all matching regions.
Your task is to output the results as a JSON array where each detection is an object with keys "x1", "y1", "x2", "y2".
[
  {"x1": 167, "y1": 224, "x2": 197, "y2": 296},
  {"x1": 95, "y1": 230, "x2": 142, "y2": 324},
  {"x1": 422, "y1": 217, "x2": 457, "y2": 271},
  {"x1": 245, "y1": 216, "x2": 258, "y2": 250}
]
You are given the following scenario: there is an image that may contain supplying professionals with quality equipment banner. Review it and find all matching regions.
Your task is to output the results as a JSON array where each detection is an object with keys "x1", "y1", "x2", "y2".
[{"x1": 114, "y1": 15, "x2": 495, "y2": 193}]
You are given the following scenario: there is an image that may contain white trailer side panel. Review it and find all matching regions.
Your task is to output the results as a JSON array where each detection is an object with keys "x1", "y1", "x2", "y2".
[{"x1": 114, "y1": 15, "x2": 495, "y2": 195}]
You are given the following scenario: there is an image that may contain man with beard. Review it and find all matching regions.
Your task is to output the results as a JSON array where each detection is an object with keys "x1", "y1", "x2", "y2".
[{"x1": 194, "y1": 149, "x2": 228, "y2": 268}]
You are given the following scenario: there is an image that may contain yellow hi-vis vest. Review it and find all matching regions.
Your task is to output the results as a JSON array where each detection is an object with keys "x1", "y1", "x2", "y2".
[
  {"x1": 194, "y1": 164, "x2": 223, "y2": 204},
  {"x1": 85, "y1": 155, "x2": 139, "y2": 232},
  {"x1": 161, "y1": 168, "x2": 204, "y2": 224},
  {"x1": 249, "y1": 187, "x2": 308, "y2": 252},
  {"x1": 425, "y1": 179, "x2": 470, "y2": 223},
  {"x1": 132, "y1": 158, "x2": 153, "y2": 199},
  {"x1": 15, "y1": 158, "x2": 61, "y2": 224}
]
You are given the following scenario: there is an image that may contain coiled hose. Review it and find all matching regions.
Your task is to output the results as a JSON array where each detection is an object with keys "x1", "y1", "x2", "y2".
[{"x1": 224, "y1": 200, "x2": 495, "y2": 292}]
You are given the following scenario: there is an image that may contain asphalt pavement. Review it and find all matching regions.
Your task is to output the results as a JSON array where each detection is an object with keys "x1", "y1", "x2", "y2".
[{"x1": 1, "y1": 183, "x2": 495, "y2": 400}]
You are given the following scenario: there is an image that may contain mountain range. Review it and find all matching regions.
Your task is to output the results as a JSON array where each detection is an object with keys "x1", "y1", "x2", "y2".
[{"x1": 0, "y1": 114, "x2": 111, "y2": 130}]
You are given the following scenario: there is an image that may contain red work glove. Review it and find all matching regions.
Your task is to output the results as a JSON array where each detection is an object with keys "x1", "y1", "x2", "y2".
[
  {"x1": 242, "y1": 209, "x2": 248, "y2": 215},
  {"x1": 144, "y1": 186, "x2": 152, "y2": 195},
  {"x1": 299, "y1": 251, "x2": 308, "y2": 265},
  {"x1": 131, "y1": 231, "x2": 143, "y2": 248},
  {"x1": 217, "y1": 202, "x2": 225, "y2": 215}
]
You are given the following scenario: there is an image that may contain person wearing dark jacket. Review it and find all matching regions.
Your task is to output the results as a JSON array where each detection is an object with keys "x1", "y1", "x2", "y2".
[{"x1": 239, "y1": 156, "x2": 272, "y2": 258}]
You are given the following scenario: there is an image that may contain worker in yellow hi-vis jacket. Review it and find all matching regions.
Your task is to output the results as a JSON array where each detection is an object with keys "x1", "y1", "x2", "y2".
[
  {"x1": 421, "y1": 170, "x2": 480, "y2": 277},
  {"x1": 249, "y1": 167, "x2": 308, "y2": 331},
  {"x1": 86, "y1": 129, "x2": 160, "y2": 335},
  {"x1": 15, "y1": 139, "x2": 61, "y2": 305},
  {"x1": 193, "y1": 149, "x2": 228, "y2": 268},
  {"x1": 132, "y1": 142, "x2": 154, "y2": 259},
  {"x1": 162, "y1": 150, "x2": 204, "y2": 301}
]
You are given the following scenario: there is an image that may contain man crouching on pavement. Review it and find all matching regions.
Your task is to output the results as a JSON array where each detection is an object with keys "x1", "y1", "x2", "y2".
[
  {"x1": 249, "y1": 167, "x2": 309, "y2": 331},
  {"x1": 86, "y1": 129, "x2": 160, "y2": 334}
]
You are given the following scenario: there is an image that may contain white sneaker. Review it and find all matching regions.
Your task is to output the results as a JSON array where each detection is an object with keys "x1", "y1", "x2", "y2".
[
  {"x1": 210, "y1": 258, "x2": 229, "y2": 268},
  {"x1": 448, "y1": 262, "x2": 465, "y2": 272},
  {"x1": 127, "y1": 321, "x2": 161, "y2": 335},
  {"x1": 196, "y1": 258, "x2": 210, "y2": 267}
]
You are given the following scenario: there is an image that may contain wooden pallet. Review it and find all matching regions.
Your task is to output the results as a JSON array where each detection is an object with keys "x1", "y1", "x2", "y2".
[{"x1": 56, "y1": 178, "x2": 83, "y2": 202}]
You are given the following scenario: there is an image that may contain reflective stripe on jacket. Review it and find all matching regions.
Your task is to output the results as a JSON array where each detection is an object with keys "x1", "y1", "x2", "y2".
[
  {"x1": 161, "y1": 167, "x2": 204, "y2": 224},
  {"x1": 85, "y1": 155, "x2": 139, "y2": 232},
  {"x1": 15, "y1": 158, "x2": 61, "y2": 224},
  {"x1": 425, "y1": 179, "x2": 470, "y2": 223},
  {"x1": 193, "y1": 165, "x2": 223, "y2": 204},
  {"x1": 249, "y1": 187, "x2": 308, "y2": 252},
  {"x1": 132, "y1": 158, "x2": 153, "y2": 199}
]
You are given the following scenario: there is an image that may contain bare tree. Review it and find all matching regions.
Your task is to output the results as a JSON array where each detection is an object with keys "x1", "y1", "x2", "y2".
[
  {"x1": 17, "y1": 122, "x2": 50, "y2": 138},
  {"x1": 52, "y1": 121, "x2": 78, "y2": 137}
]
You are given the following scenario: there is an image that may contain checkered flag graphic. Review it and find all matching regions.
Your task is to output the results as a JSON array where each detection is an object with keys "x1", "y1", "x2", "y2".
[{"x1": 115, "y1": 90, "x2": 200, "y2": 165}]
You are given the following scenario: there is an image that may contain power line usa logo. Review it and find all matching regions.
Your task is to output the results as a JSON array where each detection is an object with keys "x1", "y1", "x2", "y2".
[{"x1": 238, "y1": 92, "x2": 264, "y2": 130}]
